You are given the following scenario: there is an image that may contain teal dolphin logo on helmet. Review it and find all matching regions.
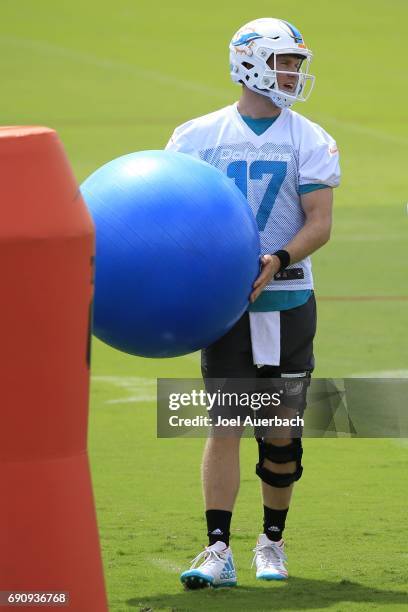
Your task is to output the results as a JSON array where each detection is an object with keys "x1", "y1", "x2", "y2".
[{"x1": 231, "y1": 32, "x2": 262, "y2": 47}]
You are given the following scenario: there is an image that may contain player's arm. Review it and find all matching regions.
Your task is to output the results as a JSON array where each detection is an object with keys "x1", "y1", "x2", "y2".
[
  {"x1": 250, "y1": 187, "x2": 333, "y2": 302},
  {"x1": 281, "y1": 186, "x2": 333, "y2": 262}
]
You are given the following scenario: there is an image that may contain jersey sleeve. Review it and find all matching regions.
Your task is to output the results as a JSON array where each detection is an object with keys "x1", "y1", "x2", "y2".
[
  {"x1": 298, "y1": 124, "x2": 340, "y2": 189},
  {"x1": 165, "y1": 125, "x2": 197, "y2": 156}
]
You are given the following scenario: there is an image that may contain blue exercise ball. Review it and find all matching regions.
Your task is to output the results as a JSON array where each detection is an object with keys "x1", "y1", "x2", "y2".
[{"x1": 81, "y1": 150, "x2": 260, "y2": 358}]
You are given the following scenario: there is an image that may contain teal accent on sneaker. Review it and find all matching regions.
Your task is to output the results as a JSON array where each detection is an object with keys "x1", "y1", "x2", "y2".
[
  {"x1": 180, "y1": 569, "x2": 213, "y2": 584},
  {"x1": 257, "y1": 571, "x2": 287, "y2": 581}
]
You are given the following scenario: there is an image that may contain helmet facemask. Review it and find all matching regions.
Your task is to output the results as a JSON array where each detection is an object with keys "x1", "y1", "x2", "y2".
[{"x1": 256, "y1": 51, "x2": 314, "y2": 108}]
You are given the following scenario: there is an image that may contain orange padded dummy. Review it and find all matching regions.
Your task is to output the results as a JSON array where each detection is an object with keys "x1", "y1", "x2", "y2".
[{"x1": 0, "y1": 127, "x2": 108, "y2": 611}]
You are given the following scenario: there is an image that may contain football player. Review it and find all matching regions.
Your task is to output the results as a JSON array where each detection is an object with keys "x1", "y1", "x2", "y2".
[{"x1": 166, "y1": 17, "x2": 340, "y2": 589}]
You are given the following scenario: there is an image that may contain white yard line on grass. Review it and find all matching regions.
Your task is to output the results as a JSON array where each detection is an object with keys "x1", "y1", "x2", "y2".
[
  {"x1": 315, "y1": 113, "x2": 408, "y2": 147},
  {"x1": 0, "y1": 35, "x2": 228, "y2": 99},
  {"x1": 149, "y1": 557, "x2": 182, "y2": 574},
  {"x1": 92, "y1": 375, "x2": 156, "y2": 404}
]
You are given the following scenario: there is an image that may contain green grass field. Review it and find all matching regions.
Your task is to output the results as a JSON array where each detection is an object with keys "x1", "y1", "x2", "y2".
[{"x1": 2, "y1": 0, "x2": 408, "y2": 610}]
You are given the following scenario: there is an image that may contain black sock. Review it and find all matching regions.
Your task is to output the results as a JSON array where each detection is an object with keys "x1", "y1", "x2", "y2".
[
  {"x1": 206, "y1": 509, "x2": 232, "y2": 546},
  {"x1": 263, "y1": 506, "x2": 288, "y2": 542}
]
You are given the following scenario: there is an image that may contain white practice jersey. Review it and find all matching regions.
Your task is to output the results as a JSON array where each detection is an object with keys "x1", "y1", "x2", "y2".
[{"x1": 166, "y1": 102, "x2": 340, "y2": 291}]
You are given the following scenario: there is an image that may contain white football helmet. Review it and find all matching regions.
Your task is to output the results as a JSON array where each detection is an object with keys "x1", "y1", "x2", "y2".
[{"x1": 229, "y1": 18, "x2": 315, "y2": 108}]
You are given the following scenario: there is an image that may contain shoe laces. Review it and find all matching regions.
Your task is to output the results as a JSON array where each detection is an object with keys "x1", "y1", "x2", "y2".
[
  {"x1": 251, "y1": 541, "x2": 287, "y2": 569},
  {"x1": 189, "y1": 546, "x2": 225, "y2": 570}
]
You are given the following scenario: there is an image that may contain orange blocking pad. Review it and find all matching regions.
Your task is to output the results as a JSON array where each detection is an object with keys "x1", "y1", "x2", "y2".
[
  {"x1": 0, "y1": 127, "x2": 108, "y2": 611},
  {"x1": 0, "y1": 454, "x2": 107, "y2": 610}
]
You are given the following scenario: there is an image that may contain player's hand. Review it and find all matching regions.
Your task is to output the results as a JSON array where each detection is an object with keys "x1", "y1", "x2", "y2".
[{"x1": 250, "y1": 254, "x2": 281, "y2": 303}]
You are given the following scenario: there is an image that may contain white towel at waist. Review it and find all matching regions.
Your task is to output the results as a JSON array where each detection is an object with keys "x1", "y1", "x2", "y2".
[{"x1": 249, "y1": 311, "x2": 281, "y2": 367}]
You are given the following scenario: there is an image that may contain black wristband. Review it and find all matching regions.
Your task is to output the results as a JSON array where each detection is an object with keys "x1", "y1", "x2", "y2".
[{"x1": 272, "y1": 249, "x2": 290, "y2": 272}]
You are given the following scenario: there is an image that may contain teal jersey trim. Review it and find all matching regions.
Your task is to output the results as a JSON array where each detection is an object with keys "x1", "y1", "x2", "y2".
[
  {"x1": 299, "y1": 183, "x2": 330, "y2": 194},
  {"x1": 248, "y1": 289, "x2": 311, "y2": 312},
  {"x1": 240, "y1": 115, "x2": 279, "y2": 136}
]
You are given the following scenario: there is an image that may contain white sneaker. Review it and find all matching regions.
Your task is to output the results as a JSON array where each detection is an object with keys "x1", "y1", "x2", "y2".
[
  {"x1": 252, "y1": 533, "x2": 288, "y2": 580},
  {"x1": 180, "y1": 541, "x2": 237, "y2": 589}
]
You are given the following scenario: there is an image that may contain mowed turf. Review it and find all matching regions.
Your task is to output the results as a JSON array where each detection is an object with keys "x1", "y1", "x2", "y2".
[{"x1": 2, "y1": 0, "x2": 408, "y2": 610}]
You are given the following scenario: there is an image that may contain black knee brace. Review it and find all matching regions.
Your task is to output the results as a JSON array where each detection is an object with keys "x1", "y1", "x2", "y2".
[{"x1": 255, "y1": 438, "x2": 303, "y2": 488}]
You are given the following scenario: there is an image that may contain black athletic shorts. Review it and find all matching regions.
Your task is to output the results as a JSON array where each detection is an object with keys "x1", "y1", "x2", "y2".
[
  {"x1": 202, "y1": 292, "x2": 316, "y2": 378},
  {"x1": 201, "y1": 293, "x2": 316, "y2": 432}
]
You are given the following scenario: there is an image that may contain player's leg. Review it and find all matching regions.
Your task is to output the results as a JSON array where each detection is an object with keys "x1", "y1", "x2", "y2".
[
  {"x1": 177, "y1": 436, "x2": 241, "y2": 590},
  {"x1": 202, "y1": 434, "x2": 240, "y2": 522},
  {"x1": 253, "y1": 435, "x2": 303, "y2": 580},
  {"x1": 180, "y1": 314, "x2": 256, "y2": 589},
  {"x1": 253, "y1": 293, "x2": 316, "y2": 580}
]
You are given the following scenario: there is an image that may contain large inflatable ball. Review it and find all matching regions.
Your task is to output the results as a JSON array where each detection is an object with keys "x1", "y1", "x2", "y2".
[{"x1": 81, "y1": 150, "x2": 260, "y2": 358}]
